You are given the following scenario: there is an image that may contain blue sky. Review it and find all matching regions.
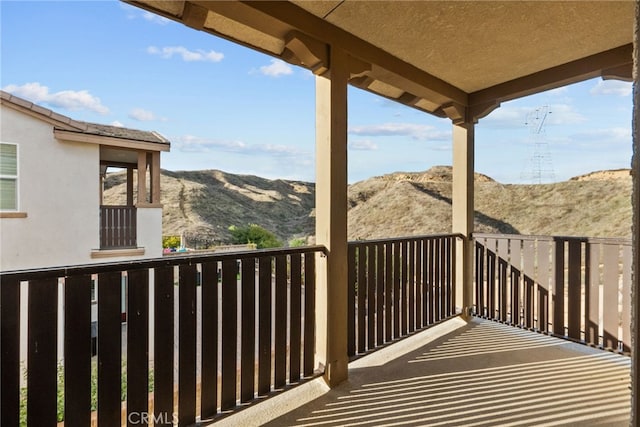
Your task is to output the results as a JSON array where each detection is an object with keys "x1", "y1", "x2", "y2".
[{"x1": 1, "y1": 1, "x2": 633, "y2": 184}]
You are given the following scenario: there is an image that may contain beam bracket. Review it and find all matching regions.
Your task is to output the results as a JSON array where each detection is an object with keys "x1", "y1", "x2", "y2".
[
  {"x1": 182, "y1": 2, "x2": 208, "y2": 30},
  {"x1": 440, "y1": 102, "x2": 467, "y2": 125},
  {"x1": 282, "y1": 31, "x2": 329, "y2": 75}
]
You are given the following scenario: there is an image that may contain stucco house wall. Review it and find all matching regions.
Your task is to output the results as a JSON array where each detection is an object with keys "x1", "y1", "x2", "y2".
[{"x1": 0, "y1": 105, "x2": 99, "y2": 270}]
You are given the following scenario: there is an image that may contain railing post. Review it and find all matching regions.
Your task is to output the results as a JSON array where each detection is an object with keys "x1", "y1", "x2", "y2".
[
  {"x1": 452, "y1": 122, "x2": 475, "y2": 318},
  {"x1": 315, "y1": 45, "x2": 349, "y2": 386},
  {"x1": 631, "y1": 1, "x2": 640, "y2": 423}
]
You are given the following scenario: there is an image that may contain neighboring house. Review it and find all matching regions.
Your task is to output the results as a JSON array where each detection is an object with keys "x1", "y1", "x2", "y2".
[
  {"x1": 0, "y1": 90, "x2": 170, "y2": 271},
  {"x1": 0, "y1": 90, "x2": 170, "y2": 363}
]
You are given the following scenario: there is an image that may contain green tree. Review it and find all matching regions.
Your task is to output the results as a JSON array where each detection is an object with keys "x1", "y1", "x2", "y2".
[{"x1": 229, "y1": 224, "x2": 283, "y2": 249}]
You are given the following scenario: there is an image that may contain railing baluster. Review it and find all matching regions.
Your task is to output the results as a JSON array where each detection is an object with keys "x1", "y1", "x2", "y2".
[
  {"x1": 201, "y1": 261, "x2": 218, "y2": 418},
  {"x1": 385, "y1": 243, "x2": 393, "y2": 341},
  {"x1": 422, "y1": 239, "x2": 429, "y2": 325},
  {"x1": 303, "y1": 254, "x2": 316, "y2": 377},
  {"x1": 289, "y1": 253, "x2": 302, "y2": 383},
  {"x1": 97, "y1": 271, "x2": 122, "y2": 427},
  {"x1": 567, "y1": 239, "x2": 582, "y2": 339},
  {"x1": 408, "y1": 240, "x2": 415, "y2": 332},
  {"x1": 376, "y1": 243, "x2": 385, "y2": 344},
  {"x1": 1, "y1": 276, "x2": 21, "y2": 427},
  {"x1": 586, "y1": 243, "x2": 601, "y2": 346},
  {"x1": 537, "y1": 240, "x2": 550, "y2": 332},
  {"x1": 622, "y1": 244, "x2": 632, "y2": 352},
  {"x1": 27, "y1": 278, "x2": 58, "y2": 426},
  {"x1": 401, "y1": 241, "x2": 408, "y2": 335},
  {"x1": 357, "y1": 245, "x2": 366, "y2": 352},
  {"x1": 603, "y1": 243, "x2": 620, "y2": 349},
  {"x1": 127, "y1": 269, "x2": 149, "y2": 427},
  {"x1": 347, "y1": 245, "x2": 356, "y2": 357},
  {"x1": 178, "y1": 264, "x2": 197, "y2": 425},
  {"x1": 552, "y1": 239, "x2": 565, "y2": 335},
  {"x1": 258, "y1": 257, "x2": 272, "y2": 395},
  {"x1": 274, "y1": 255, "x2": 287, "y2": 389},
  {"x1": 367, "y1": 244, "x2": 376, "y2": 349},
  {"x1": 221, "y1": 259, "x2": 238, "y2": 410},
  {"x1": 154, "y1": 266, "x2": 175, "y2": 426},
  {"x1": 241, "y1": 258, "x2": 256, "y2": 402},
  {"x1": 393, "y1": 241, "x2": 401, "y2": 338}
]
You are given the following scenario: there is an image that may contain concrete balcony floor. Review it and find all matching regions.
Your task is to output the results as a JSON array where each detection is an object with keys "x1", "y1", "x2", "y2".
[{"x1": 220, "y1": 317, "x2": 631, "y2": 427}]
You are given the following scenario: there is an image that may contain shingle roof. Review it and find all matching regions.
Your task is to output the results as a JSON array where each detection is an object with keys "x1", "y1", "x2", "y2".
[{"x1": 0, "y1": 90, "x2": 170, "y2": 146}]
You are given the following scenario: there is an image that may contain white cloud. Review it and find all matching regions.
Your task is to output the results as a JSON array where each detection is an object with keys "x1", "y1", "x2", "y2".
[
  {"x1": 570, "y1": 127, "x2": 631, "y2": 145},
  {"x1": 147, "y1": 46, "x2": 224, "y2": 62},
  {"x1": 129, "y1": 108, "x2": 157, "y2": 121},
  {"x1": 590, "y1": 80, "x2": 632, "y2": 97},
  {"x1": 482, "y1": 103, "x2": 585, "y2": 128},
  {"x1": 349, "y1": 140, "x2": 378, "y2": 151},
  {"x1": 175, "y1": 135, "x2": 306, "y2": 157},
  {"x1": 120, "y1": 3, "x2": 171, "y2": 25},
  {"x1": 143, "y1": 11, "x2": 171, "y2": 25},
  {"x1": 111, "y1": 120, "x2": 124, "y2": 127},
  {"x1": 348, "y1": 122, "x2": 450, "y2": 140},
  {"x1": 3, "y1": 82, "x2": 109, "y2": 114},
  {"x1": 259, "y1": 59, "x2": 293, "y2": 77},
  {"x1": 177, "y1": 135, "x2": 247, "y2": 153}
]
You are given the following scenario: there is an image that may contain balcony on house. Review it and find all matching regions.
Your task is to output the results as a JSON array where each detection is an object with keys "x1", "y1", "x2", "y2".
[
  {"x1": 0, "y1": 232, "x2": 631, "y2": 426},
  {"x1": 99, "y1": 205, "x2": 137, "y2": 249}
]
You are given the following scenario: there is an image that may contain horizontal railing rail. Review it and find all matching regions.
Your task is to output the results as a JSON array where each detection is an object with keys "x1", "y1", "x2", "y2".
[
  {"x1": 347, "y1": 234, "x2": 463, "y2": 358},
  {"x1": 0, "y1": 245, "x2": 325, "y2": 426},
  {"x1": 473, "y1": 233, "x2": 631, "y2": 353},
  {"x1": 100, "y1": 205, "x2": 137, "y2": 249}
]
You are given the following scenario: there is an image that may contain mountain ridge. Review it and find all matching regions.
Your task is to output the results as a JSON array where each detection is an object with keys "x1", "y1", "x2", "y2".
[{"x1": 103, "y1": 166, "x2": 632, "y2": 246}]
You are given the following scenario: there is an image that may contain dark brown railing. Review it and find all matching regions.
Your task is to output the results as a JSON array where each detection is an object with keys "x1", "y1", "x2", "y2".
[
  {"x1": 347, "y1": 234, "x2": 462, "y2": 358},
  {"x1": 0, "y1": 246, "x2": 323, "y2": 426},
  {"x1": 100, "y1": 205, "x2": 137, "y2": 249},
  {"x1": 474, "y1": 233, "x2": 632, "y2": 353}
]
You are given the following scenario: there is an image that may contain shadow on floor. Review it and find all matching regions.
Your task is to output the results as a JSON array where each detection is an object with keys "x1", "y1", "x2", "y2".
[{"x1": 265, "y1": 318, "x2": 630, "y2": 427}]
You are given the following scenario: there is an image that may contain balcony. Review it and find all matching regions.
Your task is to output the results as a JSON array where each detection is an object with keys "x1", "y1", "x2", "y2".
[
  {"x1": 100, "y1": 205, "x2": 137, "y2": 249},
  {"x1": 0, "y1": 233, "x2": 631, "y2": 426}
]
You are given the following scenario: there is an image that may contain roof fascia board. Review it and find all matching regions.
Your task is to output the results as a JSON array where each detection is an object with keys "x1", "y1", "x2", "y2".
[
  {"x1": 54, "y1": 129, "x2": 170, "y2": 152},
  {"x1": 470, "y1": 44, "x2": 633, "y2": 112}
]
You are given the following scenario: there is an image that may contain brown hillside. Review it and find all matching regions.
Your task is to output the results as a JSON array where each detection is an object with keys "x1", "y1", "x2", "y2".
[{"x1": 103, "y1": 166, "x2": 632, "y2": 247}]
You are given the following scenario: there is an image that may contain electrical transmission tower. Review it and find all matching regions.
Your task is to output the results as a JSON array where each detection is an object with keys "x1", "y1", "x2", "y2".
[{"x1": 521, "y1": 105, "x2": 555, "y2": 184}]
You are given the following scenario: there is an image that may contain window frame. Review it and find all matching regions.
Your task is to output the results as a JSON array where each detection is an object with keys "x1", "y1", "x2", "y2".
[{"x1": 0, "y1": 142, "x2": 19, "y2": 212}]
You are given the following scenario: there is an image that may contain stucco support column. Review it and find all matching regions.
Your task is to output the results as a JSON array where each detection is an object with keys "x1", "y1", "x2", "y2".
[
  {"x1": 137, "y1": 151, "x2": 148, "y2": 205},
  {"x1": 150, "y1": 151, "x2": 161, "y2": 205},
  {"x1": 315, "y1": 46, "x2": 349, "y2": 387},
  {"x1": 126, "y1": 167, "x2": 134, "y2": 206},
  {"x1": 452, "y1": 122, "x2": 475, "y2": 318},
  {"x1": 631, "y1": 1, "x2": 639, "y2": 423}
]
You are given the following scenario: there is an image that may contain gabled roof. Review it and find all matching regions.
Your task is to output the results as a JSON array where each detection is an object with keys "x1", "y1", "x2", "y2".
[
  {"x1": 0, "y1": 90, "x2": 170, "y2": 148},
  {"x1": 125, "y1": 1, "x2": 633, "y2": 123}
]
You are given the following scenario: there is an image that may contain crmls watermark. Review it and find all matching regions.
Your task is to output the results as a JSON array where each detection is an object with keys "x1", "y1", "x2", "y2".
[{"x1": 128, "y1": 412, "x2": 179, "y2": 425}]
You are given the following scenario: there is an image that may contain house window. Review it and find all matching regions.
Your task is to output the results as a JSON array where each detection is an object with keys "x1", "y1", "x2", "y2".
[{"x1": 0, "y1": 143, "x2": 18, "y2": 211}]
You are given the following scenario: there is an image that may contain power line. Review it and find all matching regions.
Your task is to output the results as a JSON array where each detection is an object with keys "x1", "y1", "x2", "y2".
[{"x1": 520, "y1": 105, "x2": 556, "y2": 184}]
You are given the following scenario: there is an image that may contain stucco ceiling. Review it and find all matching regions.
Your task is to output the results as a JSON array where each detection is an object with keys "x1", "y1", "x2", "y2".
[{"x1": 125, "y1": 0, "x2": 634, "y2": 122}]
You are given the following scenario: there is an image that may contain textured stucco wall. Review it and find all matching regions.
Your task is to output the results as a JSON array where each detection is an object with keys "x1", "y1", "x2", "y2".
[{"x1": 0, "y1": 106, "x2": 99, "y2": 270}]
